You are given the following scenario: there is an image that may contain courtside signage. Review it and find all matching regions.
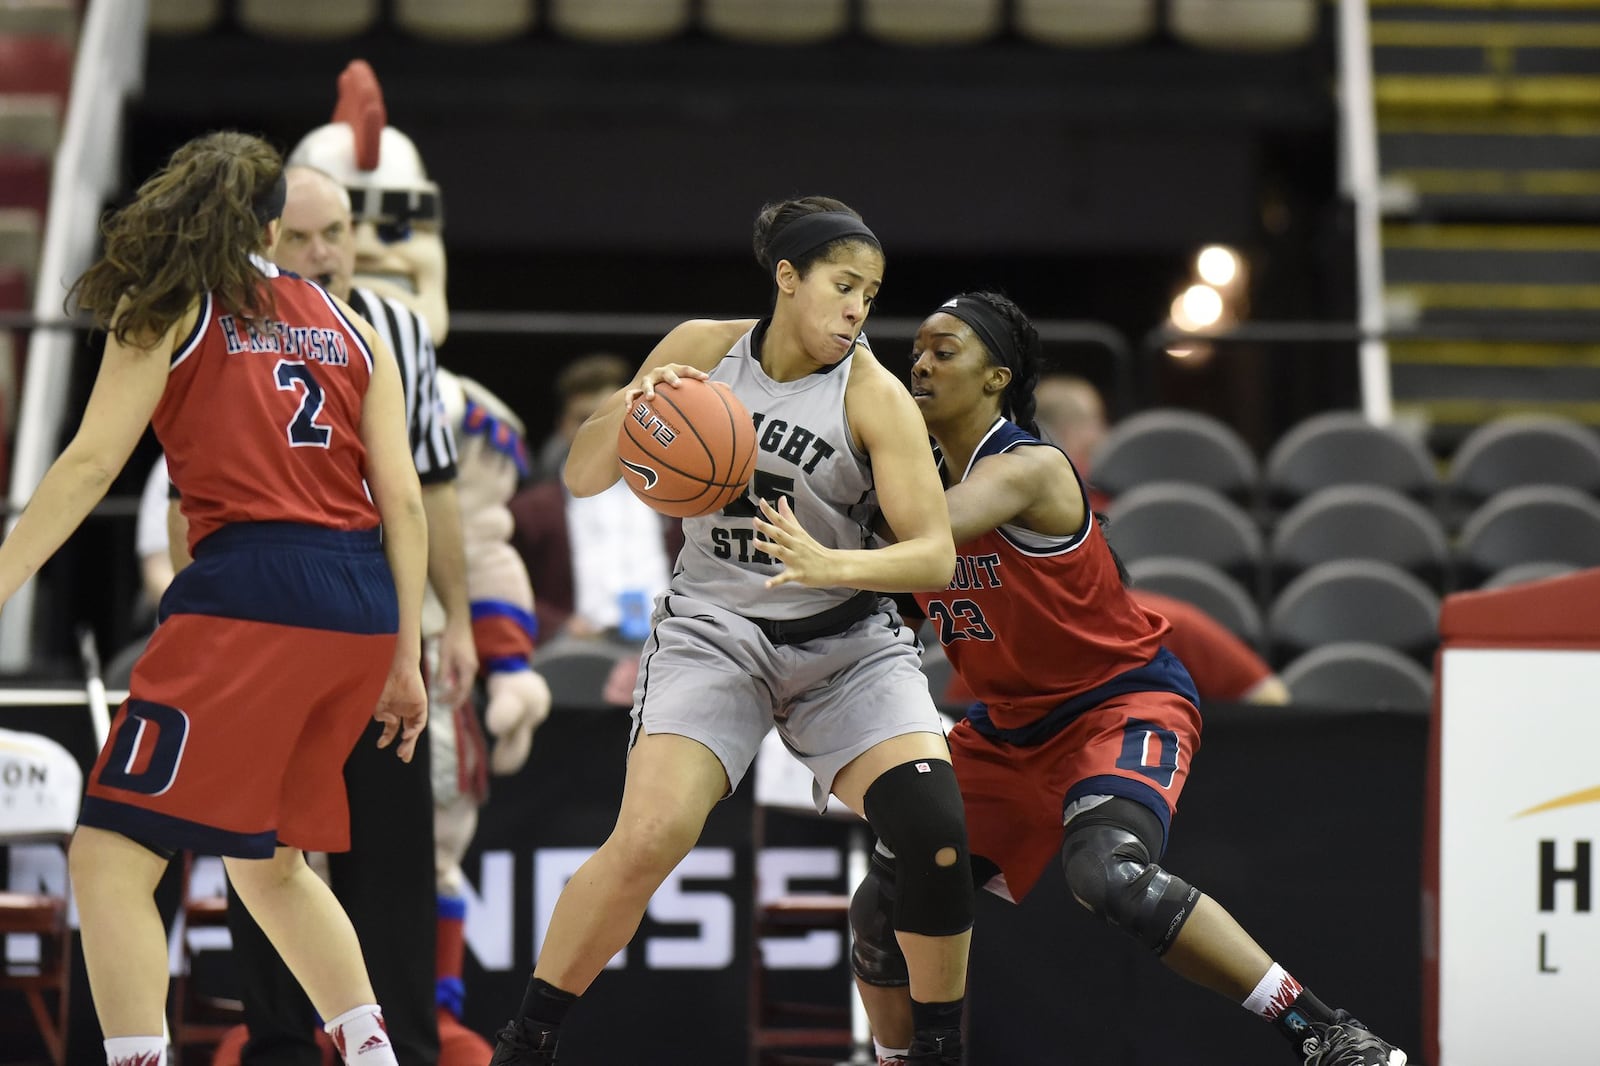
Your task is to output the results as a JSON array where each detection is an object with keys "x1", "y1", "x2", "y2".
[{"x1": 1439, "y1": 648, "x2": 1599, "y2": 1063}]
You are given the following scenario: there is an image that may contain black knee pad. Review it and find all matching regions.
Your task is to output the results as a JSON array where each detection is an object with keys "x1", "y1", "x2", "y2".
[
  {"x1": 862, "y1": 759, "x2": 973, "y2": 937},
  {"x1": 1060, "y1": 798, "x2": 1200, "y2": 956},
  {"x1": 849, "y1": 847, "x2": 909, "y2": 987}
]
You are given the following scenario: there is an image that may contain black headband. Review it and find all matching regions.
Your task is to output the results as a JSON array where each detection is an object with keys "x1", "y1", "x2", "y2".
[
  {"x1": 767, "y1": 210, "x2": 878, "y2": 273},
  {"x1": 254, "y1": 171, "x2": 287, "y2": 224},
  {"x1": 935, "y1": 295, "x2": 1018, "y2": 374}
]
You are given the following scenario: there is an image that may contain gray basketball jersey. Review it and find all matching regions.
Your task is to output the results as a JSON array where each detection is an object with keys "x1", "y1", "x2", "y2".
[{"x1": 674, "y1": 323, "x2": 876, "y2": 620}]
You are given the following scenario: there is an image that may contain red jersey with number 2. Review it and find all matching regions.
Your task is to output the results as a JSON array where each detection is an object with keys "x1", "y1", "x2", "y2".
[
  {"x1": 156, "y1": 267, "x2": 380, "y2": 552},
  {"x1": 914, "y1": 419, "x2": 1171, "y2": 732}
]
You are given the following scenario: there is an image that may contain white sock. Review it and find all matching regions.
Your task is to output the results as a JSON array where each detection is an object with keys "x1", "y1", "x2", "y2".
[
  {"x1": 323, "y1": 1004, "x2": 398, "y2": 1066},
  {"x1": 104, "y1": 1035, "x2": 165, "y2": 1066},
  {"x1": 875, "y1": 1037, "x2": 910, "y2": 1064},
  {"x1": 1242, "y1": 962, "x2": 1305, "y2": 1020}
]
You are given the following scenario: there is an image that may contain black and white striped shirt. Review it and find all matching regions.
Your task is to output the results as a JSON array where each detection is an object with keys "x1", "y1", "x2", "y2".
[{"x1": 347, "y1": 287, "x2": 458, "y2": 484}]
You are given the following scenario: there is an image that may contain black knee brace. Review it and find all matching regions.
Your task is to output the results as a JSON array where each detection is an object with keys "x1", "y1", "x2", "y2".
[
  {"x1": 849, "y1": 846, "x2": 910, "y2": 987},
  {"x1": 1060, "y1": 798, "x2": 1200, "y2": 956},
  {"x1": 862, "y1": 759, "x2": 973, "y2": 937}
]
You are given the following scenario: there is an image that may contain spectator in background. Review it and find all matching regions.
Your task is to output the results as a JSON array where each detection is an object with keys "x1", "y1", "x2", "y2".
[
  {"x1": 1035, "y1": 371, "x2": 1111, "y2": 510},
  {"x1": 1131, "y1": 590, "x2": 1290, "y2": 705},
  {"x1": 510, "y1": 353, "x2": 680, "y2": 642},
  {"x1": 531, "y1": 353, "x2": 633, "y2": 482}
]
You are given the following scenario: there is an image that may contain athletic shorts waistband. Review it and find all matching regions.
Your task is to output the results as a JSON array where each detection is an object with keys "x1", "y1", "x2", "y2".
[{"x1": 194, "y1": 521, "x2": 382, "y2": 557}]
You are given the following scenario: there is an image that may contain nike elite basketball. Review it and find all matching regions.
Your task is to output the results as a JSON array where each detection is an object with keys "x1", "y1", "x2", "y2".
[{"x1": 617, "y1": 377, "x2": 757, "y2": 518}]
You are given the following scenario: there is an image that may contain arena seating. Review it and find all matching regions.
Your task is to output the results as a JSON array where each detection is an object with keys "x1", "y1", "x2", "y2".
[
  {"x1": 1481, "y1": 560, "x2": 1580, "y2": 591},
  {"x1": 1455, "y1": 485, "x2": 1600, "y2": 586},
  {"x1": 147, "y1": 0, "x2": 221, "y2": 36},
  {"x1": 701, "y1": 0, "x2": 848, "y2": 44},
  {"x1": 546, "y1": 0, "x2": 692, "y2": 43},
  {"x1": 1268, "y1": 485, "x2": 1451, "y2": 594},
  {"x1": 1266, "y1": 559, "x2": 1440, "y2": 668},
  {"x1": 1126, "y1": 555, "x2": 1262, "y2": 648},
  {"x1": 1444, "y1": 414, "x2": 1600, "y2": 514},
  {"x1": 0, "y1": 153, "x2": 49, "y2": 218},
  {"x1": 1261, "y1": 410, "x2": 1440, "y2": 509},
  {"x1": 394, "y1": 0, "x2": 535, "y2": 43},
  {"x1": 1012, "y1": 0, "x2": 1157, "y2": 48},
  {"x1": 1104, "y1": 482, "x2": 1263, "y2": 588},
  {"x1": 860, "y1": 0, "x2": 1004, "y2": 46},
  {"x1": 235, "y1": 0, "x2": 379, "y2": 40},
  {"x1": 1280, "y1": 641, "x2": 1433, "y2": 713},
  {"x1": 148, "y1": 0, "x2": 1323, "y2": 52},
  {"x1": 1092, "y1": 409, "x2": 1260, "y2": 504}
]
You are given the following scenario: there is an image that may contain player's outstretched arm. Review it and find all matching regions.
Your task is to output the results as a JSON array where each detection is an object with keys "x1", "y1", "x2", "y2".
[
  {"x1": 0, "y1": 299, "x2": 179, "y2": 603},
  {"x1": 563, "y1": 318, "x2": 754, "y2": 498}
]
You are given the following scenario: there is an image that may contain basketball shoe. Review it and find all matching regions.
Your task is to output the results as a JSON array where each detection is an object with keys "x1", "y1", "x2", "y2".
[
  {"x1": 1298, "y1": 1011, "x2": 1407, "y2": 1065},
  {"x1": 486, "y1": 1020, "x2": 557, "y2": 1066},
  {"x1": 897, "y1": 1032, "x2": 963, "y2": 1065}
]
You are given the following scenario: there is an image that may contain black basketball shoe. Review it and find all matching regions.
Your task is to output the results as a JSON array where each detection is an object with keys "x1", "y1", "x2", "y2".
[
  {"x1": 487, "y1": 1020, "x2": 558, "y2": 1066},
  {"x1": 900, "y1": 1032, "x2": 963, "y2": 1065},
  {"x1": 1298, "y1": 1011, "x2": 1407, "y2": 1065}
]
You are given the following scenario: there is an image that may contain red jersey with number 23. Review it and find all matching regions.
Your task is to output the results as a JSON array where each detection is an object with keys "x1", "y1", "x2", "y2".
[
  {"x1": 914, "y1": 419, "x2": 1172, "y2": 733},
  {"x1": 155, "y1": 265, "x2": 380, "y2": 553}
]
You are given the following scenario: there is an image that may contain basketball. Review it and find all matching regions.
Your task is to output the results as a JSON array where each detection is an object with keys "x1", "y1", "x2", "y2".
[{"x1": 616, "y1": 377, "x2": 757, "y2": 518}]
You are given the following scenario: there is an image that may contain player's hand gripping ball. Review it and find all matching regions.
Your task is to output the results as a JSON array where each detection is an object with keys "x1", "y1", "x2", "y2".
[{"x1": 617, "y1": 377, "x2": 757, "y2": 518}]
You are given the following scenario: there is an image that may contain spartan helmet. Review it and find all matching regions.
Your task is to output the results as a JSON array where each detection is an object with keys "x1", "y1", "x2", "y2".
[{"x1": 289, "y1": 60, "x2": 450, "y2": 343}]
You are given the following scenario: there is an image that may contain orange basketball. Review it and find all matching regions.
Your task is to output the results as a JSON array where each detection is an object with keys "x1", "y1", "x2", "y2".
[{"x1": 616, "y1": 377, "x2": 757, "y2": 518}]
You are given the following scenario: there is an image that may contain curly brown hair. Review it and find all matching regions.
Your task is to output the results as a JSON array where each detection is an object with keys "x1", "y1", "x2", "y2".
[{"x1": 70, "y1": 130, "x2": 285, "y2": 345}]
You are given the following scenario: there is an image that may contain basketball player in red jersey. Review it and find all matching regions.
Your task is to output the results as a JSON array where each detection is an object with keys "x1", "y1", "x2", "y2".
[
  {"x1": 767, "y1": 291, "x2": 1407, "y2": 1066},
  {"x1": 0, "y1": 131, "x2": 428, "y2": 1066}
]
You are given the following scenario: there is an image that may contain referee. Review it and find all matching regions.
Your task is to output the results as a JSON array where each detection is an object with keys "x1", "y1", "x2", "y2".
[{"x1": 208, "y1": 164, "x2": 476, "y2": 1066}]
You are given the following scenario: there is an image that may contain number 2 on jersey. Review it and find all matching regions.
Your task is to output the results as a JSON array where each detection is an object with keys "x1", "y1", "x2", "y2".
[{"x1": 275, "y1": 360, "x2": 332, "y2": 448}]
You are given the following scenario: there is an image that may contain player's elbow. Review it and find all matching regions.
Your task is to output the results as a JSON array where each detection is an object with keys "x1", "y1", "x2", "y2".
[{"x1": 562, "y1": 453, "x2": 618, "y2": 499}]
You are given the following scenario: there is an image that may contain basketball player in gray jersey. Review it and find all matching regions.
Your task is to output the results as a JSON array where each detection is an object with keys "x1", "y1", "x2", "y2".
[{"x1": 489, "y1": 197, "x2": 973, "y2": 1066}]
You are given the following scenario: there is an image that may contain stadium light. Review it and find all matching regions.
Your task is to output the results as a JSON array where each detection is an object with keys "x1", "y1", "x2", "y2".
[
  {"x1": 1196, "y1": 245, "x2": 1240, "y2": 288},
  {"x1": 1170, "y1": 284, "x2": 1225, "y2": 332}
]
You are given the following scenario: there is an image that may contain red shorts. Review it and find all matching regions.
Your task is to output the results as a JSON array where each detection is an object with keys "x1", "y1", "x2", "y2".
[
  {"x1": 951, "y1": 688, "x2": 1202, "y2": 903},
  {"x1": 79, "y1": 523, "x2": 397, "y2": 857}
]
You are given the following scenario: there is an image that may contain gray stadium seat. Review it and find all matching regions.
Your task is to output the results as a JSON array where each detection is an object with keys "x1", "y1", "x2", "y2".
[
  {"x1": 237, "y1": 0, "x2": 378, "y2": 39},
  {"x1": 1269, "y1": 485, "x2": 1451, "y2": 592},
  {"x1": 0, "y1": 207, "x2": 39, "y2": 277},
  {"x1": 147, "y1": 0, "x2": 220, "y2": 35},
  {"x1": 548, "y1": 0, "x2": 691, "y2": 42},
  {"x1": 1167, "y1": 0, "x2": 1317, "y2": 52},
  {"x1": 1092, "y1": 409, "x2": 1259, "y2": 503},
  {"x1": 1267, "y1": 559, "x2": 1440, "y2": 668},
  {"x1": 701, "y1": 0, "x2": 849, "y2": 44},
  {"x1": 530, "y1": 638, "x2": 632, "y2": 711},
  {"x1": 1445, "y1": 415, "x2": 1600, "y2": 511},
  {"x1": 1281, "y1": 642, "x2": 1432, "y2": 714},
  {"x1": 1480, "y1": 560, "x2": 1582, "y2": 591},
  {"x1": 861, "y1": 0, "x2": 1004, "y2": 46},
  {"x1": 1128, "y1": 556, "x2": 1262, "y2": 647},
  {"x1": 0, "y1": 96, "x2": 60, "y2": 157},
  {"x1": 1104, "y1": 482, "x2": 1262, "y2": 587},
  {"x1": 1013, "y1": 0, "x2": 1157, "y2": 47},
  {"x1": 0, "y1": 0, "x2": 78, "y2": 38},
  {"x1": 1263, "y1": 411, "x2": 1439, "y2": 507},
  {"x1": 1457, "y1": 486, "x2": 1600, "y2": 586},
  {"x1": 394, "y1": 0, "x2": 535, "y2": 42}
]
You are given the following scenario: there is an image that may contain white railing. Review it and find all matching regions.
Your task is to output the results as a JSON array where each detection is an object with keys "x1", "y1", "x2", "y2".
[
  {"x1": 1336, "y1": 0, "x2": 1393, "y2": 426},
  {"x1": 1, "y1": 0, "x2": 148, "y2": 670}
]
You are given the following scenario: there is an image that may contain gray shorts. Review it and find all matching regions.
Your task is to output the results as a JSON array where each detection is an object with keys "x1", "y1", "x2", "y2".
[{"x1": 629, "y1": 590, "x2": 945, "y2": 812}]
